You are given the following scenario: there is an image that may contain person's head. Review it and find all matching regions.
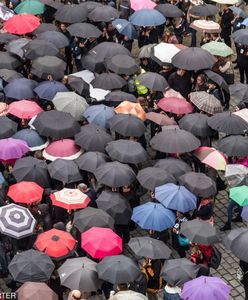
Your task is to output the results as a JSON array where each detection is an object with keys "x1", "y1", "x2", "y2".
[
  {"x1": 122, "y1": 185, "x2": 131, "y2": 193},
  {"x1": 196, "y1": 74, "x2": 206, "y2": 86},
  {"x1": 77, "y1": 183, "x2": 88, "y2": 193},
  {"x1": 71, "y1": 290, "x2": 82, "y2": 300},
  {"x1": 177, "y1": 68, "x2": 186, "y2": 77},
  {"x1": 191, "y1": 244, "x2": 201, "y2": 255},
  {"x1": 176, "y1": 211, "x2": 185, "y2": 219},
  {"x1": 60, "y1": 23, "x2": 67, "y2": 32},
  {"x1": 207, "y1": 80, "x2": 217, "y2": 90},
  {"x1": 117, "y1": 283, "x2": 129, "y2": 291}
]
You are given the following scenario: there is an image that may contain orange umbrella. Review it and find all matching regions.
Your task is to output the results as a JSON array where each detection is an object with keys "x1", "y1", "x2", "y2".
[{"x1": 114, "y1": 101, "x2": 146, "y2": 121}]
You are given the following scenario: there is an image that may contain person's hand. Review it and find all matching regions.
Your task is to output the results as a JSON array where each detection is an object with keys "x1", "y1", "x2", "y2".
[
  {"x1": 79, "y1": 42, "x2": 85, "y2": 48},
  {"x1": 66, "y1": 221, "x2": 73, "y2": 233},
  {"x1": 234, "y1": 106, "x2": 240, "y2": 112}
]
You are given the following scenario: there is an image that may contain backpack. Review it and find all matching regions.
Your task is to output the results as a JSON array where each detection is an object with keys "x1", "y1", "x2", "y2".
[{"x1": 208, "y1": 246, "x2": 222, "y2": 270}]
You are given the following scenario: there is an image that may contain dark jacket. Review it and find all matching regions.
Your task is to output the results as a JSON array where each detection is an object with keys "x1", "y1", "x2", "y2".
[{"x1": 168, "y1": 71, "x2": 192, "y2": 99}]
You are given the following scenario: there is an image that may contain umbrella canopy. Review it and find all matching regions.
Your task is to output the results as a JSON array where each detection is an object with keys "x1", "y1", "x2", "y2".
[
  {"x1": 189, "y1": 4, "x2": 218, "y2": 16},
  {"x1": 0, "y1": 116, "x2": 17, "y2": 139},
  {"x1": 67, "y1": 23, "x2": 102, "y2": 39},
  {"x1": 34, "y1": 80, "x2": 68, "y2": 101},
  {"x1": 172, "y1": 47, "x2": 215, "y2": 71},
  {"x1": 0, "y1": 33, "x2": 19, "y2": 44},
  {"x1": 7, "y1": 181, "x2": 43, "y2": 204},
  {"x1": 233, "y1": 108, "x2": 248, "y2": 123},
  {"x1": 181, "y1": 276, "x2": 231, "y2": 300},
  {"x1": 112, "y1": 19, "x2": 137, "y2": 39},
  {"x1": 241, "y1": 205, "x2": 248, "y2": 221},
  {"x1": 15, "y1": 0, "x2": 45, "y2": 15},
  {"x1": 50, "y1": 188, "x2": 90, "y2": 210},
  {"x1": 106, "y1": 54, "x2": 139, "y2": 75},
  {"x1": 0, "y1": 203, "x2": 36, "y2": 239},
  {"x1": 128, "y1": 237, "x2": 172, "y2": 259},
  {"x1": 96, "y1": 255, "x2": 140, "y2": 284},
  {"x1": 23, "y1": 39, "x2": 59, "y2": 60},
  {"x1": 33, "y1": 22, "x2": 58, "y2": 34},
  {"x1": 4, "y1": 14, "x2": 40, "y2": 35},
  {"x1": 4, "y1": 78, "x2": 38, "y2": 100},
  {"x1": 114, "y1": 101, "x2": 146, "y2": 121},
  {"x1": 73, "y1": 207, "x2": 114, "y2": 233},
  {"x1": 146, "y1": 112, "x2": 176, "y2": 126},
  {"x1": 132, "y1": 202, "x2": 175, "y2": 231},
  {"x1": 180, "y1": 219, "x2": 219, "y2": 245},
  {"x1": 190, "y1": 20, "x2": 220, "y2": 33},
  {"x1": 0, "y1": 138, "x2": 29, "y2": 160},
  {"x1": 47, "y1": 159, "x2": 82, "y2": 184},
  {"x1": 154, "y1": 158, "x2": 192, "y2": 179},
  {"x1": 230, "y1": 185, "x2": 248, "y2": 206},
  {"x1": 33, "y1": 110, "x2": 80, "y2": 139},
  {"x1": 75, "y1": 124, "x2": 113, "y2": 152},
  {"x1": 162, "y1": 258, "x2": 199, "y2": 286},
  {"x1": 81, "y1": 227, "x2": 122, "y2": 259},
  {"x1": 67, "y1": 76, "x2": 90, "y2": 97},
  {"x1": 95, "y1": 161, "x2": 136, "y2": 188},
  {"x1": 76, "y1": 151, "x2": 108, "y2": 173},
  {"x1": 17, "y1": 282, "x2": 58, "y2": 300},
  {"x1": 189, "y1": 91, "x2": 223, "y2": 115},
  {"x1": 88, "y1": 5, "x2": 120, "y2": 22},
  {"x1": 0, "y1": 69, "x2": 23, "y2": 82},
  {"x1": 155, "y1": 183, "x2": 197, "y2": 213},
  {"x1": 225, "y1": 164, "x2": 248, "y2": 187},
  {"x1": 131, "y1": 0, "x2": 156, "y2": 10},
  {"x1": 230, "y1": 5, "x2": 246, "y2": 18},
  {"x1": 0, "y1": 52, "x2": 21, "y2": 70},
  {"x1": 136, "y1": 72, "x2": 168, "y2": 92},
  {"x1": 34, "y1": 228, "x2": 76, "y2": 260},
  {"x1": 151, "y1": 43, "x2": 184, "y2": 65},
  {"x1": 96, "y1": 191, "x2": 132, "y2": 225},
  {"x1": 232, "y1": 28, "x2": 248, "y2": 45},
  {"x1": 179, "y1": 113, "x2": 213, "y2": 137},
  {"x1": 137, "y1": 167, "x2": 176, "y2": 191},
  {"x1": 8, "y1": 100, "x2": 44, "y2": 119},
  {"x1": 194, "y1": 146, "x2": 227, "y2": 171},
  {"x1": 129, "y1": 8, "x2": 166, "y2": 26},
  {"x1": 9, "y1": 249, "x2": 54, "y2": 283},
  {"x1": 13, "y1": 128, "x2": 48, "y2": 151},
  {"x1": 203, "y1": 69, "x2": 229, "y2": 93},
  {"x1": 37, "y1": 31, "x2": 69, "y2": 49},
  {"x1": 83, "y1": 104, "x2": 115, "y2": 129},
  {"x1": 155, "y1": 3, "x2": 183, "y2": 17},
  {"x1": 0, "y1": 3, "x2": 14, "y2": 20},
  {"x1": 158, "y1": 97, "x2": 193, "y2": 115},
  {"x1": 218, "y1": 135, "x2": 248, "y2": 157},
  {"x1": 5, "y1": 38, "x2": 29, "y2": 59},
  {"x1": 55, "y1": 4, "x2": 87, "y2": 23},
  {"x1": 58, "y1": 257, "x2": 102, "y2": 292},
  {"x1": 202, "y1": 41, "x2": 233, "y2": 57},
  {"x1": 179, "y1": 172, "x2": 217, "y2": 197},
  {"x1": 91, "y1": 73, "x2": 127, "y2": 90}
]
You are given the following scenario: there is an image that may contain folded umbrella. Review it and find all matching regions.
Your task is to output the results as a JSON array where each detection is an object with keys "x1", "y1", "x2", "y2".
[
  {"x1": 5, "y1": 38, "x2": 30, "y2": 59},
  {"x1": 0, "y1": 69, "x2": 23, "y2": 82},
  {"x1": 88, "y1": 5, "x2": 120, "y2": 22},
  {"x1": 189, "y1": 4, "x2": 218, "y2": 16},
  {"x1": 154, "y1": 158, "x2": 192, "y2": 179},
  {"x1": 0, "y1": 52, "x2": 21, "y2": 70},
  {"x1": 23, "y1": 39, "x2": 59, "y2": 60},
  {"x1": 37, "y1": 31, "x2": 69, "y2": 49},
  {"x1": 4, "y1": 78, "x2": 38, "y2": 100},
  {"x1": 17, "y1": 282, "x2": 58, "y2": 300},
  {"x1": 0, "y1": 138, "x2": 29, "y2": 161},
  {"x1": 203, "y1": 69, "x2": 229, "y2": 93},
  {"x1": 230, "y1": 185, "x2": 248, "y2": 206},
  {"x1": 218, "y1": 135, "x2": 248, "y2": 157},
  {"x1": 67, "y1": 23, "x2": 102, "y2": 39},
  {"x1": 179, "y1": 113, "x2": 213, "y2": 137},
  {"x1": 76, "y1": 151, "x2": 108, "y2": 173},
  {"x1": 158, "y1": 97, "x2": 193, "y2": 115},
  {"x1": 0, "y1": 116, "x2": 17, "y2": 139},
  {"x1": 189, "y1": 91, "x2": 223, "y2": 115},
  {"x1": 91, "y1": 73, "x2": 127, "y2": 90},
  {"x1": 112, "y1": 19, "x2": 137, "y2": 39},
  {"x1": 155, "y1": 3, "x2": 183, "y2": 17},
  {"x1": 129, "y1": 8, "x2": 166, "y2": 26},
  {"x1": 4, "y1": 14, "x2": 40, "y2": 35},
  {"x1": 201, "y1": 41, "x2": 233, "y2": 57},
  {"x1": 190, "y1": 20, "x2": 220, "y2": 33},
  {"x1": 8, "y1": 100, "x2": 44, "y2": 119},
  {"x1": 83, "y1": 104, "x2": 115, "y2": 129},
  {"x1": 137, "y1": 72, "x2": 168, "y2": 92},
  {"x1": 34, "y1": 80, "x2": 68, "y2": 101},
  {"x1": 55, "y1": 4, "x2": 87, "y2": 23},
  {"x1": 146, "y1": 112, "x2": 176, "y2": 126},
  {"x1": 15, "y1": 0, "x2": 45, "y2": 15},
  {"x1": 106, "y1": 54, "x2": 139, "y2": 75}
]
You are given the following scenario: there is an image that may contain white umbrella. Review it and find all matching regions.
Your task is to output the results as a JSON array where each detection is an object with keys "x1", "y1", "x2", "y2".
[
  {"x1": 233, "y1": 108, "x2": 248, "y2": 123},
  {"x1": 89, "y1": 85, "x2": 110, "y2": 101},
  {"x1": 211, "y1": 0, "x2": 238, "y2": 4},
  {"x1": 225, "y1": 164, "x2": 248, "y2": 187},
  {"x1": 152, "y1": 43, "x2": 182, "y2": 64},
  {"x1": 70, "y1": 70, "x2": 95, "y2": 84},
  {"x1": 190, "y1": 20, "x2": 221, "y2": 33}
]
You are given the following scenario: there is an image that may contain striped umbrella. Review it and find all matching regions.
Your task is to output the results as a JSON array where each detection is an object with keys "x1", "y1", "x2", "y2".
[
  {"x1": 190, "y1": 20, "x2": 221, "y2": 33},
  {"x1": 0, "y1": 204, "x2": 36, "y2": 239}
]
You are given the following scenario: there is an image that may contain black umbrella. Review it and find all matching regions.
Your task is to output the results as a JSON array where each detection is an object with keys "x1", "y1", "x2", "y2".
[
  {"x1": 105, "y1": 91, "x2": 136, "y2": 103},
  {"x1": 154, "y1": 158, "x2": 192, "y2": 179},
  {"x1": 91, "y1": 73, "x2": 127, "y2": 90},
  {"x1": 223, "y1": 228, "x2": 247, "y2": 251},
  {"x1": 47, "y1": 159, "x2": 82, "y2": 184},
  {"x1": 8, "y1": 249, "x2": 55, "y2": 283},
  {"x1": 96, "y1": 191, "x2": 132, "y2": 225},
  {"x1": 207, "y1": 112, "x2": 248, "y2": 135},
  {"x1": 5, "y1": 38, "x2": 29, "y2": 59},
  {"x1": 33, "y1": 110, "x2": 80, "y2": 139},
  {"x1": 23, "y1": 39, "x2": 59, "y2": 60},
  {"x1": 0, "y1": 117, "x2": 17, "y2": 138},
  {"x1": 81, "y1": 53, "x2": 106, "y2": 73},
  {"x1": 67, "y1": 76, "x2": 90, "y2": 97},
  {"x1": 203, "y1": 70, "x2": 229, "y2": 93},
  {"x1": 13, "y1": 157, "x2": 50, "y2": 187},
  {"x1": 179, "y1": 172, "x2": 217, "y2": 197},
  {"x1": 94, "y1": 161, "x2": 136, "y2": 188},
  {"x1": 37, "y1": 31, "x2": 69, "y2": 49},
  {"x1": 4, "y1": 78, "x2": 38, "y2": 100},
  {"x1": 76, "y1": 151, "x2": 108, "y2": 173},
  {"x1": 172, "y1": 47, "x2": 215, "y2": 71},
  {"x1": 150, "y1": 128, "x2": 201, "y2": 153},
  {"x1": 33, "y1": 23, "x2": 59, "y2": 34},
  {"x1": 40, "y1": 0, "x2": 63, "y2": 9},
  {"x1": 178, "y1": 113, "x2": 214, "y2": 137},
  {"x1": 229, "y1": 83, "x2": 248, "y2": 105},
  {"x1": 105, "y1": 140, "x2": 147, "y2": 164},
  {"x1": 0, "y1": 52, "x2": 21, "y2": 70},
  {"x1": 88, "y1": 5, "x2": 120, "y2": 22},
  {"x1": 0, "y1": 69, "x2": 23, "y2": 82},
  {"x1": 109, "y1": 114, "x2": 146, "y2": 137},
  {"x1": 128, "y1": 237, "x2": 172, "y2": 259},
  {"x1": 218, "y1": 135, "x2": 248, "y2": 157},
  {"x1": 189, "y1": 4, "x2": 218, "y2": 17},
  {"x1": 136, "y1": 72, "x2": 168, "y2": 92},
  {"x1": 67, "y1": 23, "x2": 102, "y2": 39},
  {"x1": 155, "y1": 3, "x2": 183, "y2": 17},
  {"x1": 75, "y1": 124, "x2": 113, "y2": 153},
  {"x1": 54, "y1": 4, "x2": 87, "y2": 23},
  {"x1": 106, "y1": 55, "x2": 139, "y2": 75},
  {"x1": 0, "y1": 33, "x2": 18, "y2": 44},
  {"x1": 232, "y1": 29, "x2": 248, "y2": 46},
  {"x1": 79, "y1": 1, "x2": 103, "y2": 12},
  {"x1": 96, "y1": 255, "x2": 140, "y2": 284},
  {"x1": 73, "y1": 207, "x2": 114, "y2": 233},
  {"x1": 137, "y1": 167, "x2": 176, "y2": 191}
]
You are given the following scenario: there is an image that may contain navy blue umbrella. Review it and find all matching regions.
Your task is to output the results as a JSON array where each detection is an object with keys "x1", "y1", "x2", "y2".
[
  {"x1": 34, "y1": 80, "x2": 69, "y2": 101},
  {"x1": 12, "y1": 128, "x2": 48, "y2": 151},
  {"x1": 129, "y1": 8, "x2": 166, "y2": 27},
  {"x1": 112, "y1": 19, "x2": 137, "y2": 39},
  {"x1": 4, "y1": 78, "x2": 38, "y2": 100}
]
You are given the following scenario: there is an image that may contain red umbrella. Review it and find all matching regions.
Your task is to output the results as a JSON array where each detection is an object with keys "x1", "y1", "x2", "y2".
[
  {"x1": 34, "y1": 228, "x2": 76, "y2": 260},
  {"x1": 4, "y1": 14, "x2": 40, "y2": 35},
  {"x1": 81, "y1": 227, "x2": 122, "y2": 259},
  {"x1": 158, "y1": 97, "x2": 193, "y2": 115},
  {"x1": 8, "y1": 100, "x2": 44, "y2": 119},
  {"x1": 7, "y1": 181, "x2": 44, "y2": 204}
]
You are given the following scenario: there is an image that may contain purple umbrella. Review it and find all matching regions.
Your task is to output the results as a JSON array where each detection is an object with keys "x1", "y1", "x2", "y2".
[
  {"x1": 181, "y1": 276, "x2": 231, "y2": 300},
  {"x1": 241, "y1": 205, "x2": 248, "y2": 221},
  {"x1": 0, "y1": 138, "x2": 29, "y2": 160}
]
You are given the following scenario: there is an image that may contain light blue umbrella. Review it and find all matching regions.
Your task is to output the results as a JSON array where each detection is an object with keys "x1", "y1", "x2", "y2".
[
  {"x1": 83, "y1": 104, "x2": 115, "y2": 129},
  {"x1": 0, "y1": 172, "x2": 5, "y2": 184},
  {"x1": 12, "y1": 128, "x2": 48, "y2": 151},
  {"x1": 112, "y1": 19, "x2": 138, "y2": 39},
  {"x1": 129, "y1": 9, "x2": 166, "y2": 27},
  {"x1": 131, "y1": 201, "x2": 175, "y2": 232},
  {"x1": 230, "y1": 6, "x2": 246, "y2": 19},
  {"x1": 242, "y1": 18, "x2": 248, "y2": 26},
  {"x1": 155, "y1": 183, "x2": 197, "y2": 213},
  {"x1": 34, "y1": 80, "x2": 69, "y2": 101}
]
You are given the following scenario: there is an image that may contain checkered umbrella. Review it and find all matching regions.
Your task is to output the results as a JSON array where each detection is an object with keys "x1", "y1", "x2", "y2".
[
  {"x1": 189, "y1": 91, "x2": 223, "y2": 115},
  {"x1": 0, "y1": 203, "x2": 36, "y2": 239}
]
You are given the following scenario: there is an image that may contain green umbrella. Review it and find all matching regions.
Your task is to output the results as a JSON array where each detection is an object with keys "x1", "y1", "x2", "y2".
[
  {"x1": 230, "y1": 185, "x2": 248, "y2": 206},
  {"x1": 15, "y1": 0, "x2": 45, "y2": 15},
  {"x1": 201, "y1": 41, "x2": 233, "y2": 57}
]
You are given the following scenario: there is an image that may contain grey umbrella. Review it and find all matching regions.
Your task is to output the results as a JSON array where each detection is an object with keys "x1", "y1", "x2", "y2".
[
  {"x1": 203, "y1": 70, "x2": 229, "y2": 94},
  {"x1": 79, "y1": 1, "x2": 103, "y2": 12},
  {"x1": 136, "y1": 72, "x2": 168, "y2": 92},
  {"x1": 67, "y1": 76, "x2": 90, "y2": 97},
  {"x1": 150, "y1": 128, "x2": 201, "y2": 153},
  {"x1": 154, "y1": 158, "x2": 192, "y2": 179},
  {"x1": 96, "y1": 191, "x2": 132, "y2": 225},
  {"x1": 33, "y1": 23, "x2": 59, "y2": 34},
  {"x1": 37, "y1": 31, "x2": 69, "y2": 49},
  {"x1": 223, "y1": 228, "x2": 248, "y2": 250},
  {"x1": 137, "y1": 167, "x2": 176, "y2": 191},
  {"x1": 218, "y1": 135, "x2": 248, "y2": 157},
  {"x1": 229, "y1": 83, "x2": 248, "y2": 105},
  {"x1": 109, "y1": 114, "x2": 146, "y2": 137},
  {"x1": 96, "y1": 255, "x2": 140, "y2": 284},
  {"x1": 58, "y1": 257, "x2": 102, "y2": 292},
  {"x1": 91, "y1": 73, "x2": 127, "y2": 90},
  {"x1": 155, "y1": 3, "x2": 183, "y2": 17},
  {"x1": 0, "y1": 116, "x2": 17, "y2": 138},
  {"x1": 0, "y1": 33, "x2": 18, "y2": 43},
  {"x1": 180, "y1": 219, "x2": 219, "y2": 245},
  {"x1": 9, "y1": 249, "x2": 55, "y2": 283},
  {"x1": 232, "y1": 29, "x2": 248, "y2": 46},
  {"x1": 179, "y1": 172, "x2": 217, "y2": 197},
  {"x1": 105, "y1": 91, "x2": 136, "y2": 103},
  {"x1": 73, "y1": 207, "x2": 114, "y2": 233},
  {"x1": 172, "y1": 47, "x2": 215, "y2": 71},
  {"x1": 88, "y1": 5, "x2": 120, "y2": 22},
  {"x1": 94, "y1": 161, "x2": 136, "y2": 188},
  {"x1": 105, "y1": 140, "x2": 147, "y2": 164},
  {"x1": 23, "y1": 39, "x2": 59, "y2": 60},
  {"x1": 4, "y1": 78, "x2": 38, "y2": 100},
  {"x1": 207, "y1": 112, "x2": 248, "y2": 135},
  {"x1": 75, "y1": 124, "x2": 113, "y2": 153},
  {"x1": 189, "y1": 4, "x2": 218, "y2": 17},
  {"x1": 0, "y1": 69, "x2": 23, "y2": 82},
  {"x1": 0, "y1": 52, "x2": 21, "y2": 70},
  {"x1": 162, "y1": 258, "x2": 199, "y2": 286},
  {"x1": 106, "y1": 55, "x2": 139, "y2": 75},
  {"x1": 47, "y1": 159, "x2": 82, "y2": 184},
  {"x1": 128, "y1": 237, "x2": 172, "y2": 259},
  {"x1": 55, "y1": 4, "x2": 87, "y2": 23},
  {"x1": 76, "y1": 151, "x2": 108, "y2": 173},
  {"x1": 67, "y1": 23, "x2": 102, "y2": 39},
  {"x1": 40, "y1": 0, "x2": 63, "y2": 9},
  {"x1": 81, "y1": 53, "x2": 106, "y2": 73},
  {"x1": 5, "y1": 38, "x2": 30, "y2": 59}
]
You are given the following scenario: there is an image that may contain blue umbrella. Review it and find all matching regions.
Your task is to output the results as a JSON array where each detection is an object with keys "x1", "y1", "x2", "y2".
[
  {"x1": 34, "y1": 80, "x2": 69, "y2": 101},
  {"x1": 241, "y1": 205, "x2": 248, "y2": 221},
  {"x1": 12, "y1": 128, "x2": 48, "y2": 151},
  {"x1": 129, "y1": 9, "x2": 166, "y2": 27},
  {"x1": 0, "y1": 172, "x2": 5, "y2": 184},
  {"x1": 131, "y1": 201, "x2": 175, "y2": 232},
  {"x1": 4, "y1": 78, "x2": 38, "y2": 100},
  {"x1": 155, "y1": 183, "x2": 197, "y2": 213},
  {"x1": 241, "y1": 18, "x2": 248, "y2": 26},
  {"x1": 230, "y1": 6, "x2": 246, "y2": 19},
  {"x1": 112, "y1": 19, "x2": 138, "y2": 39},
  {"x1": 83, "y1": 104, "x2": 115, "y2": 129}
]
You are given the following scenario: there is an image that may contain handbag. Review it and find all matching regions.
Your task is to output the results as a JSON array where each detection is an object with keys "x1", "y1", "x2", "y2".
[{"x1": 178, "y1": 234, "x2": 190, "y2": 247}]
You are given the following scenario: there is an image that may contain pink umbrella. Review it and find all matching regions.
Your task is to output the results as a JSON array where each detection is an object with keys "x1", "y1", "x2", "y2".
[
  {"x1": 194, "y1": 146, "x2": 227, "y2": 171},
  {"x1": 158, "y1": 97, "x2": 193, "y2": 115},
  {"x1": 131, "y1": 0, "x2": 156, "y2": 10},
  {"x1": 163, "y1": 88, "x2": 185, "y2": 100},
  {"x1": 8, "y1": 100, "x2": 44, "y2": 119},
  {"x1": 81, "y1": 227, "x2": 122, "y2": 259},
  {"x1": 0, "y1": 138, "x2": 29, "y2": 160},
  {"x1": 43, "y1": 139, "x2": 83, "y2": 161}
]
